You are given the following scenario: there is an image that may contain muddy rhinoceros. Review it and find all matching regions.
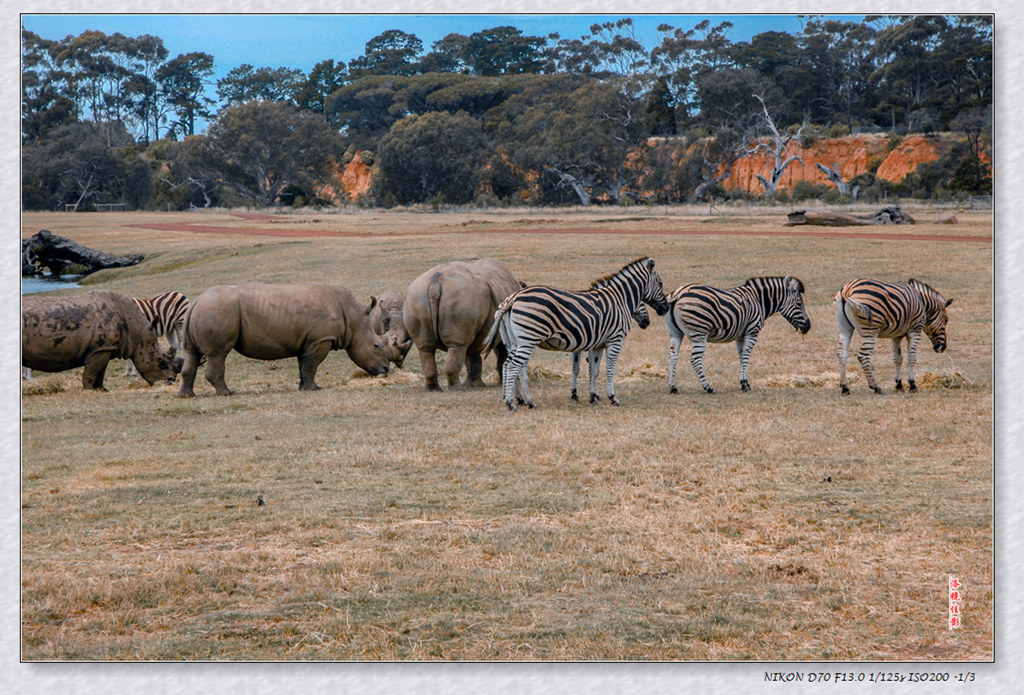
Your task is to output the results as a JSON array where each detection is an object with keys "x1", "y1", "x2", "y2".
[
  {"x1": 177, "y1": 282, "x2": 391, "y2": 396},
  {"x1": 22, "y1": 290, "x2": 182, "y2": 390},
  {"x1": 369, "y1": 290, "x2": 412, "y2": 368},
  {"x1": 403, "y1": 258, "x2": 522, "y2": 391}
]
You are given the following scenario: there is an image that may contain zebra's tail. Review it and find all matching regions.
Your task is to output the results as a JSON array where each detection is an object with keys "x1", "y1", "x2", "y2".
[{"x1": 482, "y1": 303, "x2": 513, "y2": 359}]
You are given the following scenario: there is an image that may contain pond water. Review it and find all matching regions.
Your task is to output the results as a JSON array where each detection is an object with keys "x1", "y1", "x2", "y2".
[{"x1": 22, "y1": 276, "x2": 81, "y2": 294}]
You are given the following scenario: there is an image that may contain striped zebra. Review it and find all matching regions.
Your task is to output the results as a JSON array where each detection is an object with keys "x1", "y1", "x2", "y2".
[
  {"x1": 665, "y1": 276, "x2": 810, "y2": 394},
  {"x1": 835, "y1": 278, "x2": 953, "y2": 394},
  {"x1": 125, "y1": 290, "x2": 190, "y2": 377},
  {"x1": 484, "y1": 257, "x2": 669, "y2": 410},
  {"x1": 569, "y1": 301, "x2": 650, "y2": 403}
]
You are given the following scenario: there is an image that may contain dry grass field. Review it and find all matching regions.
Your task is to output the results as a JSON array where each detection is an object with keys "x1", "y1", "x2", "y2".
[{"x1": 19, "y1": 205, "x2": 992, "y2": 661}]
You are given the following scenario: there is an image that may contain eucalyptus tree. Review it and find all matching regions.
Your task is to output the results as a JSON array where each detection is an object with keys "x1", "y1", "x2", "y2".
[
  {"x1": 22, "y1": 29, "x2": 78, "y2": 143},
  {"x1": 651, "y1": 19, "x2": 736, "y2": 122},
  {"x1": 293, "y1": 59, "x2": 348, "y2": 115},
  {"x1": 494, "y1": 73, "x2": 654, "y2": 205},
  {"x1": 216, "y1": 64, "x2": 306, "y2": 106},
  {"x1": 348, "y1": 30, "x2": 424, "y2": 78},
  {"x1": 205, "y1": 101, "x2": 342, "y2": 206},
  {"x1": 374, "y1": 110, "x2": 491, "y2": 205},
  {"x1": 156, "y1": 52, "x2": 215, "y2": 137}
]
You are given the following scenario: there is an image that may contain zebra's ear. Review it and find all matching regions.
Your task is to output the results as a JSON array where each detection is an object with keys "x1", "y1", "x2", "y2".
[
  {"x1": 945, "y1": 298, "x2": 954, "y2": 308},
  {"x1": 646, "y1": 258, "x2": 655, "y2": 269}
]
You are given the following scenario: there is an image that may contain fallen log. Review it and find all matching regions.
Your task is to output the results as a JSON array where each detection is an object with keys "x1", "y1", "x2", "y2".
[
  {"x1": 22, "y1": 229, "x2": 143, "y2": 277},
  {"x1": 786, "y1": 206, "x2": 915, "y2": 227}
]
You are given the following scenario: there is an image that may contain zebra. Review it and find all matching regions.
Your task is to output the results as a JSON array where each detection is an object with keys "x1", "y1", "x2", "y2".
[
  {"x1": 484, "y1": 257, "x2": 669, "y2": 410},
  {"x1": 835, "y1": 278, "x2": 953, "y2": 394},
  {"x1": 665, "y1": 276, "x2": 811, "y2": 394},
  {"x1": 569, "y1": 301, "x2": 650, "y2": 403},
  {"x1": 125, "y1": 290, "x2": 190, "y2": 377}
]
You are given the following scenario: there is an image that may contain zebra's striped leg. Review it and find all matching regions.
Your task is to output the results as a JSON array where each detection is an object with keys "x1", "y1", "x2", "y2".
[
  {"x1": 856, "y1": 333, "x2": 883, "y2": 394},
  {"x1": 905, "y1": 331, "x2": 922, "y2": 392},
  {"x1": 736, "y1": 329, "x2": 761, "y2": 392},
  {"x1": 570, "y1": 352, "x2": 581, "y2": 401},
  {"x1": 588, "y1": 348, "x2": 604, "y2": 404},
  {"x1": 667, "y1": 328, "x2": 682, "y2": 394},
  {"x1": 688, "y1": 334, "x2": 715, "y2": 394},
  {"x1": 604, "y1": 339, "x2": 623, "y2": 405},
  {"x1": 836, "y1": 300, "x2": 855, "y2": 394},
  {"x1": 892, "y1": 338, "x2": 905, "y2": 390},
  {"x1": 502, "y1": 345, "x2": 536, "y2": 410}
]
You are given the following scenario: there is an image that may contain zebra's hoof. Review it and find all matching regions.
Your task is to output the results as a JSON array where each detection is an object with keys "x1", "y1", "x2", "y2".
[
  {"x1": 669, "y1": 386, "x2": 678, "y2": 394},
  {"x1": 740, "y1": 380, "x2": 750, "y2": 392},
  {"x1": 505, "y1": 400, "x2": 516, "y2": 411},
  {"x1": 872, "y1": 386, "x2": 883, "y2": 394},
  {"x1": 610, "y1": 397, "x2": 621, "y2": 406},
  {"x1": 526, "y1": 401, "x2": 537, "y2": 409},
  {"x1": 570, "y1": 390, "x2": 579, "y2": 401},
  {"x1": 909, "y1": 381, "x2": 918, "y2": 393},
  {"x1": 589, "y1": 393, "x2": 600, "y2": 404},
  {"x1": 840, "y1": 385, "x2": 850, "y2": 395},
  {"x1": 703, "y1": 387, "x2": 716, "y2": 394},
  {"x1": 895, "y1": 380, "x2": 904, "y2": 391}
]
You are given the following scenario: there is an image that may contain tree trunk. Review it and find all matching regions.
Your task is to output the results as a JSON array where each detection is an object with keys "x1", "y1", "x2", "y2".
[{"x1": 22, "y1": 230, "x2": 144, "y2": 277}]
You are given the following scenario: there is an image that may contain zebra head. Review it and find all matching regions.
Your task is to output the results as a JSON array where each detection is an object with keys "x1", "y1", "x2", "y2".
[
  {"x1": 910, "y1": 279, "x2": 953, "y2": 353},
  {"x1": 632, "y1": 301, "x2": 650, "y2": 329},
  {"x1": 639, "y1": 258, "x2": 670, "y2": 316},
  {"x1": 780, "y1": 277, "x2": 811, "y2": 335}
]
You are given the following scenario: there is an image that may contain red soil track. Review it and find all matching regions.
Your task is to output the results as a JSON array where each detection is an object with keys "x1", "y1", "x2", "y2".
[{"x1": 129, "y1": 216, "x2": 992, "y2": 244}]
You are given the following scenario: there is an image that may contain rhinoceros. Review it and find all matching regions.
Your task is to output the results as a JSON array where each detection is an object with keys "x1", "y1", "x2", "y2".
[
  {"x1": 22, "y1": 290, "x2": 182, "y2": 390},
  {"x1": 178, "y1": 282, "x2": 391, "y2": 396},
  {"x1": 369, "y1": 290, "x2": 412, "y2": 368},
  {"x1": 403, "y1": 258, "x2": 522, "y2": 391}
]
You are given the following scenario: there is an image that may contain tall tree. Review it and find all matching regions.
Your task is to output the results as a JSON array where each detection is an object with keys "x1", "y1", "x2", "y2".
[
  {"x1": 463, "y1": 26, "x2": 547, "y2": 76},
  {"x1": 349, "y1": 30, "x2": 424, "y2": 78},
  {"x1": 216, "y1": 64, "x2": 306, "y2": 106},
  {"x1": 22, "y1": 29, "x2": 78, "y2": 143},
  {"x1": 294, "y1": 59, "x2": 348, "y2": 115},
  {"x1": 156, "y1": 52, "x2": 215, "y2": 137}
]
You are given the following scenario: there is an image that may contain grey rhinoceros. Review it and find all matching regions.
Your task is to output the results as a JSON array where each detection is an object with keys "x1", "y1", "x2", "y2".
[
  {"x1": 403, "y1": 258, "x2": 522, "y2": 391},
  {"x1": 177, "y1": 282, "x2": 391, "y2": 396},
  {"x1": 22, "y1": 290, "x2": 182, "y2": 390},
  {"x1": 369, "y1": 289, "x2": 412, "y2": 368}
]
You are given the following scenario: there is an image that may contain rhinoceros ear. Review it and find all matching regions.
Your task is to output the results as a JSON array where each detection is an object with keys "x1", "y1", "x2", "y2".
[{"x1": 366, "y1": 296, "x2": 378, "y2": 315}]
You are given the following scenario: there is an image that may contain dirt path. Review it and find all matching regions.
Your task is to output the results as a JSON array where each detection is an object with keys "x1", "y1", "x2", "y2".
[{"x1": 129, "y1": 215, "x2": 992, "y2": 244}]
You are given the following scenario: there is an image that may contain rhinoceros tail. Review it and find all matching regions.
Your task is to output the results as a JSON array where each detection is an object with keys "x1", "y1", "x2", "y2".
[{"x1": 428, "y1": 271, "x2": 445, "y2": 351}]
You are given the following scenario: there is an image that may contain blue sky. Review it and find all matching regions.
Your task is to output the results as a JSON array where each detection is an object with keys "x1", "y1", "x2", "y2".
[{"x1": 21, "y1": 13, "x2": 866, "y2": 81}]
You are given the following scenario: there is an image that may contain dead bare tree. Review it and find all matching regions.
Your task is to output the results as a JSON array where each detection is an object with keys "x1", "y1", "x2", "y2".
[
  {"x1": 746, "y1": 93, "x2": 816, "y2": 198},
  {"x1": 815, "y1": 162, "x2": 860, "y2": 200}
]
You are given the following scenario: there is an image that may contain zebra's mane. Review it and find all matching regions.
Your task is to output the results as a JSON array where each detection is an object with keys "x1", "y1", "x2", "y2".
[
  {"x1": 743, "y1": 276, "x2": 805, "y2": 293},
  {"x1": 907, "y1": 278, "x2": 945, "y2": 302},
  {"x1": 590, "y1": 257, "x2": 652, "y2": 289}
]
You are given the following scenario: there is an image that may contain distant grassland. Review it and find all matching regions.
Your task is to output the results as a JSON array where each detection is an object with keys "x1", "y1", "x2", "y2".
[{"x1": 20, "y1": 206, "x2": 993, "y2": 661}]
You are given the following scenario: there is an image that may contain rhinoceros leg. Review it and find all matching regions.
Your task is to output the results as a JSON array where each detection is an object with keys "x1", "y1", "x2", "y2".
[
  {"x1": 178, "y1": 350, "x2": 202, "y2": 397},
  {"x1": 419, "y1": 347, "x2": 442, "y2": 391},
  {"x1": 464, "y1": 350, "x2": 486, "y2": 389},
  {"x1": 444, "y1": 345, "x2": 469, "y2": 390},
  {"x1": 203, "y1": 352, "x2": 234, "y2": 396},
  {"x1": 82, "y1": 351, "x2": 112, "y2": 391},
  {"x1": 297, "y1": 342, "x2": 331, "y2": 391}
]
